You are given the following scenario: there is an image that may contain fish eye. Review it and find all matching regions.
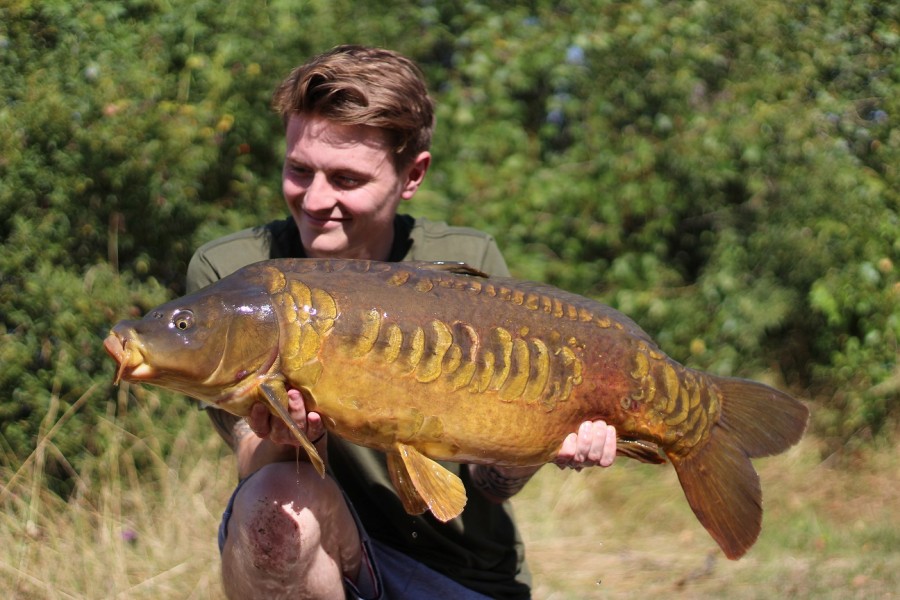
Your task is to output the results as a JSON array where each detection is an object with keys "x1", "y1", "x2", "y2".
[{"x1": 172, "y1": 310, "x2": 194, "y2": 331}]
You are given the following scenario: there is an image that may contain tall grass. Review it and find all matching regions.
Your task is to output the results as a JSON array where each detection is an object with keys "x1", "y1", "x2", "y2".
[
  {"x1": 515, "y1": 433, "x2": 900, "y2": 599},
  {"x1": 3, "y1": 390, "x2": 898, "y2": 599},
  {"x1": 1, "y1": 384, "x2": 232, "y2": 598}
]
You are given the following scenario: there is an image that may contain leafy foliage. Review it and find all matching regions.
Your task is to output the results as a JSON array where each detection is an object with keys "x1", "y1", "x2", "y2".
[
  {"x1": 1, "y1": 0, "x2": 898, "y2": 486},
  {"x1": 420, "y1": 0, "x2": 900, "y2": 442}
]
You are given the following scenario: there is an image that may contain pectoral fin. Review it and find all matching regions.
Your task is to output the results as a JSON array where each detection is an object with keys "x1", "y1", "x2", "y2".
[
  {"x1": 390, "y1": 443, "x2": 467, "y2": 522},
  {"x1": 616, "y1": 438, "x2": 666, "y2": 464},
  {"x1": 260, "y1": 382, "x2": 325, "y2": 477}
]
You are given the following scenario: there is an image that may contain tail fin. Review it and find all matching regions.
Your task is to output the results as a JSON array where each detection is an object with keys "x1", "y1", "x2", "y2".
[{"x1": 668, "y1": 376, "x2": 808, "y2": 559}]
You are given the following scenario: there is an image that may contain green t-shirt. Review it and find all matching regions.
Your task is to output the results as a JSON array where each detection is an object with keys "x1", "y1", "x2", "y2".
[{"x1": 186, "y1": 215, "x2": 531, "y2": 599}]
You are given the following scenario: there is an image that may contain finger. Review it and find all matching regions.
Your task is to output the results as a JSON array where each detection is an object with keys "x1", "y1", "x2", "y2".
[
  {"x1": 306, "y1": 412, "x2": 326, "y2": 443},
  {"x1": 585, "y1": 420, "x2": 607, "y2": 464},
  {"x1": 248, "y1": 402, "x2": 271, "y2": 438},
  {"x1": 286, "y1": 388, "x2": 305, "y2": 416},
  {"x1": 553, "y1": 432, "x2": 578, "y2": 468},
  {"x1": 599, "y1": 424, "x2": 616, "y2": 467},
  {"x1": 574, "y1": 421, "x2": 593, "y2": 463}
]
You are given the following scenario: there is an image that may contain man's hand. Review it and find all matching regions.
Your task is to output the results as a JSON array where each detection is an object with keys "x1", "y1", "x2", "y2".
[
  {"x1": 554, "y1": 420, "x2": 617, "y2": 471},
  {"x1": 246, "y1": 388, "x2": 328, "y2": 447},
  {"x1": 234, "y1": 388, "x2": 330, "y2": 478}
]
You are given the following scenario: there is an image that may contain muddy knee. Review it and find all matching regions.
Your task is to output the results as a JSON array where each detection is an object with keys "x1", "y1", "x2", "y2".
[{"x1": 221, "y1": 461, "x2": 361, "y2": 598}]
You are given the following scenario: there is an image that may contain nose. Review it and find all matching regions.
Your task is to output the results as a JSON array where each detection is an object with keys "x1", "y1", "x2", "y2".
[{"x1": 300, "y1": 172, "x2": 335, "y2": 212}]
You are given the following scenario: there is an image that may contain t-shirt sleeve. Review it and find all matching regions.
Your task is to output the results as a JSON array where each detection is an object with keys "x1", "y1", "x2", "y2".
[
  {"x1": 185, "y1": 250, "x2": 220, "y2": 293},
  {"x1": 407, "y1": 218, "x2": 511, "y2": 277},
  {"x1": 184, "y1": 225, "x2": 277, "y2": 293},
  {"x1": 478, "y1": 237, "x2": 510, "y2": 277}
]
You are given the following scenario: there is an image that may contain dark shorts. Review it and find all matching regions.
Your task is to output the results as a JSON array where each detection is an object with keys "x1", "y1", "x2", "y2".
[{"x1": 219, "y1": 473, "x2": 492, "y2": 600}]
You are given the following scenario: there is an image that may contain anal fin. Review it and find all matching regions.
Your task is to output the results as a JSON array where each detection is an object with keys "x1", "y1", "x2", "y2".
[{"x1": 391, "y1": 443, "x2": 467, "y2": 522}]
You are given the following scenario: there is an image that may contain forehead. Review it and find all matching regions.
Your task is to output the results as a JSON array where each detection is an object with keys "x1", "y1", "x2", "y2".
[{"x1": 285, "y1": 114, "x2": 393, "y2": 166}]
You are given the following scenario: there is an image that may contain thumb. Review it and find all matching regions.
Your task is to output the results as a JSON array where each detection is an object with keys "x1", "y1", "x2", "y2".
[{"x1": 248, "y1": 402, "x2": 272, "y2": 438}]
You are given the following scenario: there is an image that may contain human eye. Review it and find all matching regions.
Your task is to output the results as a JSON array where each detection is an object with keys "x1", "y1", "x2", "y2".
[
  {"x1": 333, "y1": 172, "x2": 365, "y2": 190},
  {"x1": 290, "y1": 164, "x2": 313, "y2": 177},
  {"x1": 285, "y1": 164, "x2": 314, "y2": 186}
]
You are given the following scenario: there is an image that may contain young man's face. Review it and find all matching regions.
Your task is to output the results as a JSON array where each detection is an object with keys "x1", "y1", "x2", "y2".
[{"x1": 282, "y1": 114, "x2": 430, "y2": 261}]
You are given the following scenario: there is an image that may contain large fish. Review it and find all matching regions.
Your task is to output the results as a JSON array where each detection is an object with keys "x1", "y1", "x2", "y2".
[{"x1": 103, "y1": 259, "x2": 807, "y2": 559}]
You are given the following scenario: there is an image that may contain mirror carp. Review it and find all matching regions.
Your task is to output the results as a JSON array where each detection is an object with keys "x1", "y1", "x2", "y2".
[{"x1": 103, "y1": 259, "x2": 808, "y2": 559}]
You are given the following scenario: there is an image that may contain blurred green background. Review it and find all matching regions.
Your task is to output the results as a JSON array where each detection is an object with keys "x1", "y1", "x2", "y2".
[{"x1": 2, "y1": 0, "x2": 898, "y2": 493}]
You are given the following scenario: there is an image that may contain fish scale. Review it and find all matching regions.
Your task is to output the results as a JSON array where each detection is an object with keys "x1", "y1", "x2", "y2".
[
  {"x1": 326, "y1": 272, "x2": 585, "y2": 410},
  {"x1": 103, "y1": 258, "x2": 808, "y2": 560}
]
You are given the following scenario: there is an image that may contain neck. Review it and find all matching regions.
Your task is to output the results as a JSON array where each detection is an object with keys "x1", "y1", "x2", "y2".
[{"x1": 303, "y1": 224, "x2": 396, "y2": 262}]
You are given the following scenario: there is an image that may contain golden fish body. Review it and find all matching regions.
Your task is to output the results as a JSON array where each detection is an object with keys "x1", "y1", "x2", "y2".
[{"x1": 104, "y1": 259, "x2": 808, "y2": 559}]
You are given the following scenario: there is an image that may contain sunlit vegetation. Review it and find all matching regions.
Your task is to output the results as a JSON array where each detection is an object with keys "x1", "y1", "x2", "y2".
[{"x1": 1, "y1": 1, "x2": 898, "y2": 597}]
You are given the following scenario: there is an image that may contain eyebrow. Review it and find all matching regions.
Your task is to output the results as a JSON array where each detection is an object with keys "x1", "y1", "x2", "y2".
[{"x1": 286, "y1": 158, "x2": 374, "y2": 180}]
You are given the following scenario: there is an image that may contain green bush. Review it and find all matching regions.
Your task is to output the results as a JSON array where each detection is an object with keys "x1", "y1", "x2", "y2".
[
  {"x1": 2, "y1": 0, "x2": 897, "y2": 487},
  {"x1": 422, "y1": 0, "x2": 900, "y2": 443}
]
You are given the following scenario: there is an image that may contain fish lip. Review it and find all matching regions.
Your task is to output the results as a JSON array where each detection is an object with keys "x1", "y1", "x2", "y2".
[{"x1": 103, "y1": 332, "x2": 150, "y2": 384}]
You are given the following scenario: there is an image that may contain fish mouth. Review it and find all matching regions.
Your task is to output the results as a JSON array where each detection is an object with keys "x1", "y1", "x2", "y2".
[{"x1": 103, "y1": 332, "x2": 153, "y2": 384}]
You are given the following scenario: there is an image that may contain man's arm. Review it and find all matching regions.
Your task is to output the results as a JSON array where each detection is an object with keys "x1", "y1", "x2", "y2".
[
  {"x1": 205, "y1": 409, "x2": 296, "y2": 479},
  {"x1": 469, "y1": 464, "x2": 543, "y2": 504},
  {"x1": 205, "y1": 407, "x2": 244, "y2": 452}
]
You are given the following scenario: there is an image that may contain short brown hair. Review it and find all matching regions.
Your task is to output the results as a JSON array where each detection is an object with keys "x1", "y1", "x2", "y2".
[{"x1": 272, "y1": 45, "x2": 435, "y2": 169}]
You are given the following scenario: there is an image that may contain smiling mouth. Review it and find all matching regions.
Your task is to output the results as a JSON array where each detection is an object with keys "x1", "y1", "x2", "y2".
[{"x1": 302, "y1": 211, "x2": 350, "y2": 228}]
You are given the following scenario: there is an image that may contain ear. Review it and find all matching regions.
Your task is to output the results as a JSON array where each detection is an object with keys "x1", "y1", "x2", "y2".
[{"x1": 399, "y1": 151, "x2": 431, "y2": 200}]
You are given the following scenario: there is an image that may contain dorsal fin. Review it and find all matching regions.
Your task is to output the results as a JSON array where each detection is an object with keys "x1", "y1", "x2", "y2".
[{"x1": 408, "y1": 261, "x2": 489, "y2": 278}]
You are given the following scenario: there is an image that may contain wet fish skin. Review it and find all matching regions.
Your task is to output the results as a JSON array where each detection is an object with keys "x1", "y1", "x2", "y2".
[{"x1": 103, "y1": 258, "x2": 808, "y2": 559}]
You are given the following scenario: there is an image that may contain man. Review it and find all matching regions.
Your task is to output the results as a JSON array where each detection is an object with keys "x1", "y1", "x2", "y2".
[{"x1": 187, "y1": 45, "x2": 617, "y2": 599}]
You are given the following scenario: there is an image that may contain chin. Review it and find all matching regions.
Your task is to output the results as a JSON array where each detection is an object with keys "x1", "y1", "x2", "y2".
[
  {"x1": 300, "y1": 231, "x2": 351, "y2": 257},
  {"x1": 303, "y1": 241, "x2": 356, "y2": 260}
]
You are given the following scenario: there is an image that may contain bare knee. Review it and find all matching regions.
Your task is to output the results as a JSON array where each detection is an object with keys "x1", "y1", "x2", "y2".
[{"x1": 221, "y1": 461, "x2": 360, "y2": 600}]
